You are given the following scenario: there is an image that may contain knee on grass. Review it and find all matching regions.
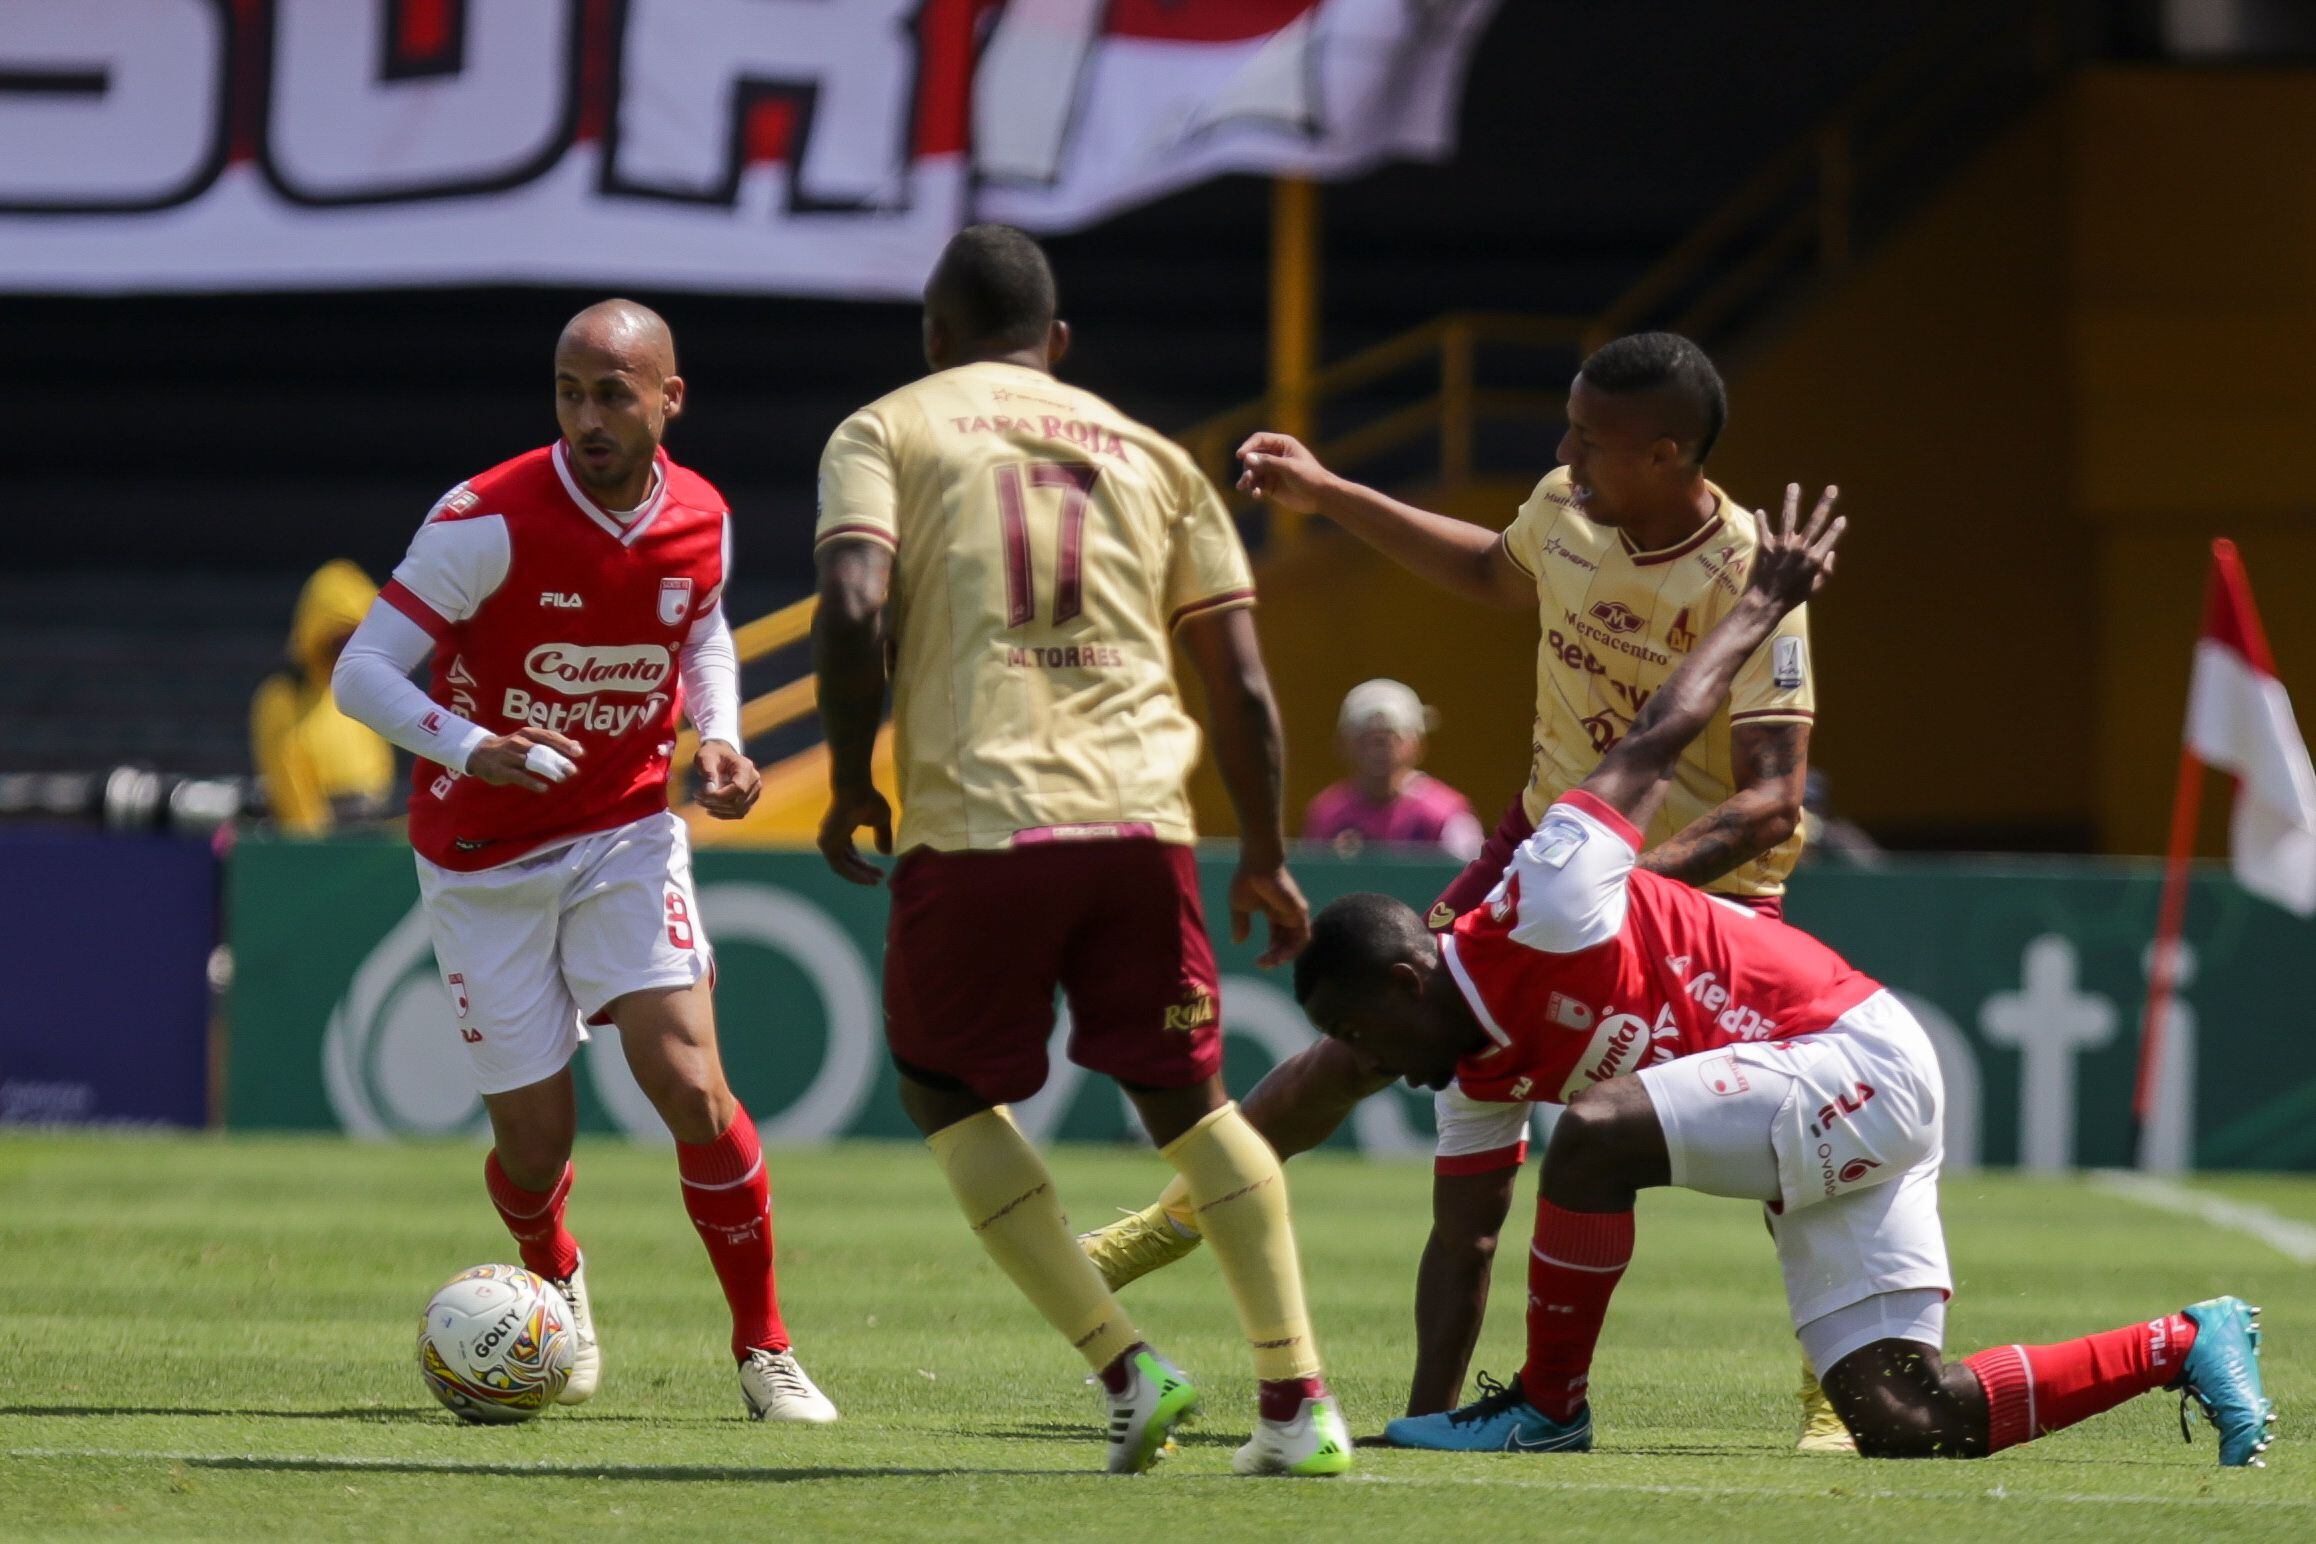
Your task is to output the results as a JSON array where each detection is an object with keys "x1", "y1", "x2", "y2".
[{"x1": 1826, "y1": 1348, "x2": 1985, "y2": 1460}]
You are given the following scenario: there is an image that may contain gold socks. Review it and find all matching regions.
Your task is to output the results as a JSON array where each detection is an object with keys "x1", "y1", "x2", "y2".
[
  {"x1": 1161, "y1": 1102, "x2": 1322, "y2": 1381},
  {"x1": 927, "y1": 1106, "x2": 1139, "y2": 1372}
]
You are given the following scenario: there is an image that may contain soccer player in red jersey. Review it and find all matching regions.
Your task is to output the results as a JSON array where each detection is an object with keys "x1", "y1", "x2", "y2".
[
  {"x1": 1293, "y1": 489, "x2": 2274, "y2": 1465},
  {"x1": 331, "y1": 301, "x2": 838, "y2": 1423}
]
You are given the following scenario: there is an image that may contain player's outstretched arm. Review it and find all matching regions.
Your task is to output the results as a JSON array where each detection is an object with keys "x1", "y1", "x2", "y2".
[
  {"x1": 1176, "y1": 604, "x2": 1310, "y2": 967},
  {"x1": 1633, "y1": 720, "x2": 1809, "y2": 888},
  {"x1": 811, "y1": 538, "x2": 895, "y2": 884},
  {"x1": 1575, "y1": 484, "x2": 1843, "y2": 826},
  {"x1": 1236, "y1": 432, "x2": 1532, "y2": 610},
  {"x1": 1407, "y1": 1166, "x2": 1521, "y2": 1416}
]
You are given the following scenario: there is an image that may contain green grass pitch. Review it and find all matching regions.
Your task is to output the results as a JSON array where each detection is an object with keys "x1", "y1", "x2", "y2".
[{"x1": 1, "y1": 1135, "x2": 2308, "y2": 1540}]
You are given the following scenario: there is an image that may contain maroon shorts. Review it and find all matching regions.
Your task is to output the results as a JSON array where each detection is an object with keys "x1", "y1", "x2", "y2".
[
  {"x1": 1428, "y1": 793, "x2": 1786, "y2": 924},
  {"x1": 883, "y1": 839, "x2": 1223, "y2": 1105}
]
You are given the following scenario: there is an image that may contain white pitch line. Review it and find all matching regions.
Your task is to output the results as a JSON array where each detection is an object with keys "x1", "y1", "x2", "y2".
[
  {"x1": 2088, "y1": 1170, "x2": 2316, "y2": 1266},
  {"x1": 4, "y1": 1449, "x2": 2306, "y2": 1509}
]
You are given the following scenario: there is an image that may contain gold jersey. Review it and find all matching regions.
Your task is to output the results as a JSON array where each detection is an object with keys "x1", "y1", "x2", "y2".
[
  {"x1": 1502, "y1": 467, "x2": 1814, "y2": 898},
  {"x1": 815, "y1": 361, "x2": 1255, "y2": 852}
]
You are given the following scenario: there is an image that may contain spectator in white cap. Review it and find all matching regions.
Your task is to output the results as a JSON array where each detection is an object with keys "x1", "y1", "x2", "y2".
[{"x1": 1302, "y1": 679, "x2": 1483, "y2": 861}]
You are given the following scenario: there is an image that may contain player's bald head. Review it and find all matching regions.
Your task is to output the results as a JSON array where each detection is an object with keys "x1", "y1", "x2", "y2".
[
  {"x1": 552, "y1": 299, "x2": 684, "y2": 503},
  {"x1": 556, "y1": 298, "x2": 677, "y2": 379},
  {"x1": 923, "y1": 224, "x2": 1059, "y2": 366},
  {"x1": 1577, "y1": 332, "x2": 1727, "y2": 464}
]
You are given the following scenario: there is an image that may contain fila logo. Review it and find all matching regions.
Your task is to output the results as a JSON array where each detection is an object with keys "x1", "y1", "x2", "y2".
[
  {"x1": 1508, "y1": 1077, "x2": 1534, "y2": 1101},
  {"x1": 1808, "y1": 1082, "x2": 1877, "y2": 1138},
  {"x1": 420, "y1": 710, "x2": 443, "y2": 736},
  {"x1": 540, "y1": 591, "x2": 584, "y2": 609}
]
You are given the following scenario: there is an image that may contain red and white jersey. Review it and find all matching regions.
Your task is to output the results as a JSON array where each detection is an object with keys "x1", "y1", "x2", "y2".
[
  {"x1": 381, "y1": 443, "x2": 728, "y2": 871},
  {"x1": 1442, "y1": 789, "x2": 1880, "y2": 1106}
]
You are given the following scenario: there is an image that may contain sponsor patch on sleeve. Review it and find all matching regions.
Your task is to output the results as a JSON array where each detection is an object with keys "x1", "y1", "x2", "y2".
[
  {"x1": 1773, "y1": 636, "x2": 1806, "y2": 690},
  {"x1": 1529, "y1": 818, "x2": 1589, "y2": 870}
]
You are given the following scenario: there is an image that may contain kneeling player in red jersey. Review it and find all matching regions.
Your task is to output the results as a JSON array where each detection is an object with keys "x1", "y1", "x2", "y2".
[
  {"x1": 1294, "y1": 487, "x2": 2274, "y2": 1464},
  {"x1": 332, "y1": 301, "x2": 837, "y2": 1423}
]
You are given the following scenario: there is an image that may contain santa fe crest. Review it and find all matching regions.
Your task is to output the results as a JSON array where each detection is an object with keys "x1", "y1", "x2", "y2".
[{"x1": 658, "y1": 577, "x2": 694, "y2": 627}]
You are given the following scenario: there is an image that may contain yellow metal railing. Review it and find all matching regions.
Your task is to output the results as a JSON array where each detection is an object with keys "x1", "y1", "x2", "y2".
[
  {"x1": 1173, "y1": 310, "x2": 1585, "y2": 550},
  {"x1": 684, "y1": 0, "x2": 2067, "y2": 826},
  {"x1": 670, "y1": 594, "x2": 819, "y2": 795}
]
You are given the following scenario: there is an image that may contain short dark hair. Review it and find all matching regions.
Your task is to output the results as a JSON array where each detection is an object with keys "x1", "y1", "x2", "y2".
[
  {"x1": 1293, "y1": 892, "x2": 1431, "y2": 1006},
  {"x1": 927, "y1": 223, "x2": 1057, "y2": 351},
  {"x1": 1577, "y1": 331, "x2": 1728, "y2": 463}
]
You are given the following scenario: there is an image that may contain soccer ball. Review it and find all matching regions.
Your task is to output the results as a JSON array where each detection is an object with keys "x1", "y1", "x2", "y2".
[{"x1": 416, "y1": 1264, "x2": 575, "y2": 1423}]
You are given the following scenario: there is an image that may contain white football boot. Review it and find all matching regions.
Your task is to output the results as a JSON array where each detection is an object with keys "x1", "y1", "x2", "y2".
[
  {"x1": 740, "y1": 1348, "x2": 841, "y2": 1423},
  {"x1": 1234, "y1": 1393, "x2": 1353, "y2": 1477},
  {"x1": 1103, "y1": 1345, "x2": 1201, "y2": 1474},
  {"x1": 547, "y1": 1254, "x2": 600, "y2": 1405}
]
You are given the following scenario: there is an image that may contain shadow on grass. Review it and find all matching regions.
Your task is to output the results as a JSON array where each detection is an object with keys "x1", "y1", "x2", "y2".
[
  {"x1": 0, "y1": 1406, "x2": 440, "y2": 1423},
  {"x1": 183, "y1": 1455, "x2": 1066, "y2": 1483},
  {"x1": 0, "y1": 1406, "x2": 742, "y2": 1427},
  {"x1": 967, "y1": 1420, "x2": 1238, "y2": 1450}
]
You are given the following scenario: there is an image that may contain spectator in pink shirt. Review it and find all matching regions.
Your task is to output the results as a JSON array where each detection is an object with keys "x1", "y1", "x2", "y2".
[{"x1": 1303, "y1": 679, "x2": 1484, "y2": 861}]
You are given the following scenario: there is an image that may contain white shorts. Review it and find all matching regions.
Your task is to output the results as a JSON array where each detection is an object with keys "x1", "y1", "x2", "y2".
[
  {"x1": 415, "y1": 811, "x2": 713, "y2": 1096},
  {"x1": 1636, "y1": 989, "x2": 1952, "y2": 1336}
]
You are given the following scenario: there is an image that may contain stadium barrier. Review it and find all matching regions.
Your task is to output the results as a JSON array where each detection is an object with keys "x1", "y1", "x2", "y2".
[
  {"x1": 225, "y1": 837, "x2": 2316, "y2": 1171},
  {"x1": 0, "y1": 831, "x2": 217, "y2": 1128}
]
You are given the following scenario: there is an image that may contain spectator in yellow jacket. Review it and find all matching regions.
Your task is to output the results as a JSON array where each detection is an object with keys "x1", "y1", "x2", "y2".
[{"x1": 251, "y1": 560, "x2": 395, "y2": 832}]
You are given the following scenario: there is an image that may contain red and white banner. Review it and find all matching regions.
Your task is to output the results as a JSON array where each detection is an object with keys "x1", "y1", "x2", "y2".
[
  {"x1": 2184, "y1": 540, "x2": 2316, "y2": 916},
  {"x1": 0, "y1": 0, "x2": 1497, "y2": 296}
]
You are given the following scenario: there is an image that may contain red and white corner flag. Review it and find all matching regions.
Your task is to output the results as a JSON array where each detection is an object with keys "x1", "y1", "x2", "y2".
[
  {"x1": 2183, "y1": 539, "x2": 2316, "y2": 915},
  {"x1": 2136, "y1": 539, "x2": 2316, "y2": 1136}
]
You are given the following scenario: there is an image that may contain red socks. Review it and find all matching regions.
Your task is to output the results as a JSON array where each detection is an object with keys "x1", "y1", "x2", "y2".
[
  {"x1": 677, "y1": 1104, "x2": 790, "y2": 1361},
  {"x1": 484, "y1": 1151, "x2": 580, "y2": 1281},
  {"x1": 1962, "y1": 1313, "x2": 2198, "y2": 1452},
  {"x1": 1259, "y1": 1376, "x2": 1330, "y2": 1423},
  {"x1": 1519, "y1": 1198, "x2": 1634, "y2": 1421}
]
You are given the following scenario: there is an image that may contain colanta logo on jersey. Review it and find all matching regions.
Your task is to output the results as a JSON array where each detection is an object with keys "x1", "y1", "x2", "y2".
[
  {"x1": 498, "y1": 644, "x2": 675, "y2": 739},
  {"x1": 522, "y1": 644, "x2": 671, "y2": 694},
  {"x1": 1556, "y1": 1002, "x2": 1681, "y2": 1102}
]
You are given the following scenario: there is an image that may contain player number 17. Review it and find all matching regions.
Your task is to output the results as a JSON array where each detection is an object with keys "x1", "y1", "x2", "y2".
[{"x1": 994, "y1": 460, "x2": 1100, "y2": 628}]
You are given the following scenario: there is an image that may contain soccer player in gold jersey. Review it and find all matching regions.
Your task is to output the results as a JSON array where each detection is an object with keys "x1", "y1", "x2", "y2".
[
  {"x1": 812, "y1": 224, "x2": 1350, "y2": 1477},
  {"x1": 1083, "y1": 333, "x2": 1853, "y2": 1451}
]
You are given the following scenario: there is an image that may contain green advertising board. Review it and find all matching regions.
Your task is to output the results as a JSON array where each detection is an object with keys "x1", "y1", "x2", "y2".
[{"x1": 227, "y1": 837, "x2": 2316, "y2": 1169}]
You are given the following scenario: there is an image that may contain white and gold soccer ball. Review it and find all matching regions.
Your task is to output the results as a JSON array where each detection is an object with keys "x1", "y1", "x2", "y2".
[{"x1": 417, "y1": 1264, "x2": 575, "y2": 1424}]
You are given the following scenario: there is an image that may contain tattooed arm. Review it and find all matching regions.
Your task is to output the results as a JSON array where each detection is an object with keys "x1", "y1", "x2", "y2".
[
  {"x1": 1634, "y1": 720, "x2": 1810, "y2": 887},
  {"x1": 1572, "y1": 484, "x2": 1841, "y2": 828}
]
